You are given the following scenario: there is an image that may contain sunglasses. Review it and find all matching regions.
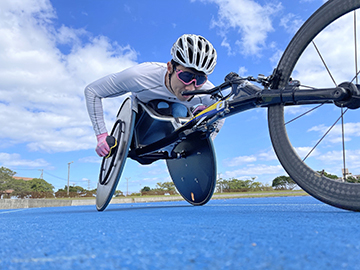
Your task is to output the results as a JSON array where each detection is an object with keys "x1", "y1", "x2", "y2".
[{"x1": 175, "y1": 69, "x2": 207, "y2": 87}]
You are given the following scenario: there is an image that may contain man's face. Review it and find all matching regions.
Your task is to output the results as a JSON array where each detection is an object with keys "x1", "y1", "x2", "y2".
[{"x1": 167, "y1": 63, "x2": 207, "y2": 102}]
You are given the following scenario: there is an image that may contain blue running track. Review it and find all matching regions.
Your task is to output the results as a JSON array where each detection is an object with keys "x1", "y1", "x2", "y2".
[{"x1": 1, "y1": 196, "x2": 360, "y2": 270}]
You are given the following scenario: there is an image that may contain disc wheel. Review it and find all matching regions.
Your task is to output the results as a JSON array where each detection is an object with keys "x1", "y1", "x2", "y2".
[
  {"x1": 166, "y1": 132, "x2": 217, "y2": 206},
  {"x1": 268, "y1": 0, "x2": 360, "y2": 211},
  {"x1": 96, "y1": 97, "x2": 135, "y2": 211}
]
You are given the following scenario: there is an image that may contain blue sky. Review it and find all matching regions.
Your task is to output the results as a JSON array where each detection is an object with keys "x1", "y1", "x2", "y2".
[{"x1": 3, "y1": 0, "x2": 358, "y2": 193}]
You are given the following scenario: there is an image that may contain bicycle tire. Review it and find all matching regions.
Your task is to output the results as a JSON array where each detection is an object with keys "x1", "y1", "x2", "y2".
[
  {"x1": 96, "y1": 97, "x2": 136, "y2": 211},
  {"x1": 268, "y1": 0, "x2": 360, "y2": 211}
]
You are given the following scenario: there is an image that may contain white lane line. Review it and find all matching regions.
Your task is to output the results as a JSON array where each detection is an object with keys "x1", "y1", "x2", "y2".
[{"x1": 0, "y1": 209, "x2": 27, "y2": 214}]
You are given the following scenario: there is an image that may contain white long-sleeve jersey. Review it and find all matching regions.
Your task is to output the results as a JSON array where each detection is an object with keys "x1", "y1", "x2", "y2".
[{"x1": 85, "y1": 62, "x2": 218, "y2": 135}]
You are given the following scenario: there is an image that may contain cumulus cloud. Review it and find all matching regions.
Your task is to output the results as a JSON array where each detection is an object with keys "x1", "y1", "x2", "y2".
[
  {"x1": 222, "y1": 164, "x2": 284, "y2": 179},
  {"x1": 280, "y1": 13, "x2": 304, "y2": 34},
  {"x1": 292, "y1": 11, "x2": 359, "y2": 87},
  {"x1": 308, "y1": 123, "x2": 360, "y2": 144},
  {"x1": 193, "y1": 0, "x2": 282, "y2": 56},
  {"x1": 0, "y1": 0, "x2": 138, "y2": 153},
  {"x1": 225, "y1": 155, "x2": 257, "y2": 167},
  {"x1": 0, "y1": 152, "x2": 49, "y2": 168}
]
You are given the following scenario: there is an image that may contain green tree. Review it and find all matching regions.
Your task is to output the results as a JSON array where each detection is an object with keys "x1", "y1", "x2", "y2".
[
  {"x1": 0, "y1": 167, "x2": 16, "y2": 191},
  {"x1": 141, "y1": 186, "x2": 151, "y2": 192},
  {"x1": 155, "y1": 182, "x2": 176, "y2": 192},
  {"x1": 250, "y1": 181, "x2": 263, "y2": 191},
  {"x1": 69, "y1": 185, "x2": 86, "y2": 193},
  {"x1": 8, "y1": 178, "x2": 31, "y2": 194},
  {"x1": 272, "y1": 176, "x2": 297, "y2": 190},
  {"x1": 28, "y1": 178, "x2": 54, "y2": 193},
  {"x1": 317, "y1": 170, "x2": 339, "y2": 180},
  {"x1": 345, "y1": 176, "x2": 360, "y2": 183},
  {"x1": 55, "y1": 185, "x2": 88, "y2": 198},
  {"x1": 114, "y1": 190, "x2": 124, "y2": 197}
]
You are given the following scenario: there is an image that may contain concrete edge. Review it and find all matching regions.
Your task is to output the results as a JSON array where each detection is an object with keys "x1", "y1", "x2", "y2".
[{"x1": 0, "y1": 191, "x2": 308, "y2": 210}]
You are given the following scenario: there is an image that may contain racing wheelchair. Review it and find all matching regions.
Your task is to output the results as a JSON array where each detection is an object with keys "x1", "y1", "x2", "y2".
[{"x1": 97, "y1": 0, "x2": 360, "y2": 212}]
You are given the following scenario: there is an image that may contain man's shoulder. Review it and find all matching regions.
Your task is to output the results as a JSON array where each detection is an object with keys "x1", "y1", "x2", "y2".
[
  {"x1": 138, "y1": 62, "x2": 167, "y2": 69},
  {"x1": 124, "y1": 62, "x2": 166, "y2": 76}
]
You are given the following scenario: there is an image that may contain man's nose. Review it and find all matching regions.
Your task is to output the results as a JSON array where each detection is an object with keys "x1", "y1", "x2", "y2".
[{"x1": 184, "y1": 82, "x2": 196, "y2": 91}]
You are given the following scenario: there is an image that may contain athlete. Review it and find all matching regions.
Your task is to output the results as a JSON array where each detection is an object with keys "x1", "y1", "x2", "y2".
[{"x1": 85, "y1": 34, "x2": 222, "y2": 157}]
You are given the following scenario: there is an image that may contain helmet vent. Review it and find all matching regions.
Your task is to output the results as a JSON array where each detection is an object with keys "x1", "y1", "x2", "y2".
[
  {"x1": 187, "y1": 37, "x2": 194, "y2": 46},
  {"x1": 203, "y1": 56, "x2": 208, "y2": 68},
  {"x1": 188, "y1": 48, "x2": 193, "y2": 63},
  {"x1": 178, "y1": 39, "x2": 184, "y2": 50},
  {"x1": 196, "y1": 52, "x2": 201, "y2": 66},
  {"x1": 207, "y1": 58, "x2": 214, "y2": 70},
  {"x1": 197, "y1": 40, "x2": 203, "y2": 50},
  {"x1": 176, "y1": 51, "x2": 185, "y2": 64}
]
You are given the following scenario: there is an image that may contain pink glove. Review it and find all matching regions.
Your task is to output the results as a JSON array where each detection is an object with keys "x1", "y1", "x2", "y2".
[
  {"x1": 192, "y1": 105, "x2": 207, "y2": 115},
  {"x1": 96, "y1": 132, "x2": 110, "y2": 157}
]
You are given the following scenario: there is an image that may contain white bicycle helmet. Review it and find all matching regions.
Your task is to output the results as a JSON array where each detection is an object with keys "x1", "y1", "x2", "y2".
[{"x1": 171, "y1": 34, "x2": 217, "y2": 74}]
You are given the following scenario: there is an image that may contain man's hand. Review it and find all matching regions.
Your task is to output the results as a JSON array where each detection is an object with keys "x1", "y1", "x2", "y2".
[
  {"x1": 96, "y1": 132, "x2": 110, "y2": 157},
  {"x1": 192, "y1": 105, "x2": 207, "y2": 115}
]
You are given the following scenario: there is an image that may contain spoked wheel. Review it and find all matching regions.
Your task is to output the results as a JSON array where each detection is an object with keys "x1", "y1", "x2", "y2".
[
  {"x1": 268, "y1": 0, "x2": 360, "y2": 211},
  {"x1": 96, "y1": 97, "x2": 135, "y2": 211},
  {"x1": 166, "y1": 132, "x2": 217, "y2": 205}
]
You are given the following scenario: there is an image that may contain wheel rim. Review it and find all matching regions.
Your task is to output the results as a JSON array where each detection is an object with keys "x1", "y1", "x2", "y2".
[
  {"x1": 281, "y1": 7, "x2": 360, "y2": 181},
  {"x1": 268, "y1": 0, "x2": 360, "y2": 210},
  {"x1": 96, "y1": 97, "x2": 135, "y2": 211}
]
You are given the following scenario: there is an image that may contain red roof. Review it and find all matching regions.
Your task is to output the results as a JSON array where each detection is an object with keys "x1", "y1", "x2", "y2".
[{"x1": 13, "y1": 176, "x2": 34, "y2": 181}]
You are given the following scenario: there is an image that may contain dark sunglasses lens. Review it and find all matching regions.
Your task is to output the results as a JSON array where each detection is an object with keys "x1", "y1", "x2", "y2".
[
  {"x1": 195, "y1": 75, "x2": 207, "y2": 85},
  {"x1": 178, "y1": 71, "x2": 207, "y2": 86},
  {"x1": 178, "y1": 71, "x2": 193, "y2": 83}
]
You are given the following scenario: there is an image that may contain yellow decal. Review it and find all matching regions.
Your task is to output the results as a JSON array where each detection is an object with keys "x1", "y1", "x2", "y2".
[
  {"x1": 190, "y1": 100, "x2": 223, "y2": 120},
  {"x1": 191, "y1": 192, "x2": 195, "y2": 201}
]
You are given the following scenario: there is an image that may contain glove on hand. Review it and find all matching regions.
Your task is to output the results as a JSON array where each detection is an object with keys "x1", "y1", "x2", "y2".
[
  {"x1": 192, "y1": 105, "x2": 207, "y2": 116},
  {"x1": 96, "y1": 132, "x2": 110, "y2": 157}
]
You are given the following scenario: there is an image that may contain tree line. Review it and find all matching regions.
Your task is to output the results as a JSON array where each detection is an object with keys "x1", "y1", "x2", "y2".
[
  {"x1": 2, "y1": 166, "x2": 359, "y2": 199},
  {"x1": 0, "y1": 167, "x2": 96, "y2": 199}
]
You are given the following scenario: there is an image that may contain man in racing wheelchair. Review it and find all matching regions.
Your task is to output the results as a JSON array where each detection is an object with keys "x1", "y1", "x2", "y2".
[
  {"x1": 85, "y1": 34, "x2": 232, "y2": 210},
  {"x1": 84, "y1": 34, "x2": 223, "y2": 157}
]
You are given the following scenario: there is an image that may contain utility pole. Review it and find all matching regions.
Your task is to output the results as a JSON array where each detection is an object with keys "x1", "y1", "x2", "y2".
[
  {"x1": 67, "y1": 161, "x2": 73, "y2": 196},
  {"x1": 87, "y1": 179, "x2": 91, "y2": 190},
  {"x1": 38, "y1": 169, "x2": 43, "y2": 179},
  {"x1": 125, "y1": 177, "x2": 130, "y2": 196}
]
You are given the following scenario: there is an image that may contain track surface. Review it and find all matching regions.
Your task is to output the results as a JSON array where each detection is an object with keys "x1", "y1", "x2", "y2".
[{"x1": 1, "y1": 196, "x2": 360, "y2": 270}]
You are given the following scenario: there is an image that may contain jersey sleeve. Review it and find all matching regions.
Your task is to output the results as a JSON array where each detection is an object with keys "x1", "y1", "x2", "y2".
[
  {"x1": 84, "y1": 73, "x2": 126, "y2": 135},
  {"x1": 84, "y1": 64, "x2": 163, "y2": 135}
]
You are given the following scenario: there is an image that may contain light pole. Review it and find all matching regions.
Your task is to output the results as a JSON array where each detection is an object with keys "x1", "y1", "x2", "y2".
[{"x1": 67, "y1": 161, "x2": 73, "y2": 196}]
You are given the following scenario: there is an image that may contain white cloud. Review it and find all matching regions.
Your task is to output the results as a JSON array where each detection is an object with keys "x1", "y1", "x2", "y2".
[
  {"x1": 222, "y1": 164, "x2": 284, "y2": 179},
  {"x1": 258, "y1": 149, "x2": 278, "y2": 161},
  {"x1": 313, "y1": 149, "x2": 360, "y2": 176},
  {"x1": 308, "y1": 122, "x2": 360, "y2": 144},
  {"x1": 280, "y1": 13, "x2": 304, "y2": 34},
  {"x1": 0, "y1": 152, "x2": 49, "y2": 168},
  {"x1": 294, "y1": 146, "x2": 319, "y2": 160},
  {"x1": 292, "y1": 12, "x2": 359, "y2": 87},
  {"x1": 0, "y1": 0, "x2": 138, "y2": 153},
  {"x1": 225, "y1": 155, "x2": 257, "y2": 167},
  {"x1": 194, "y1": 0, "x2": 282, "y2": 56},
  {"x1": 78, "y1": 156, "x2": 101, "y2": 164},
  {"x1": 237, "y1": 66, "x2": 248, "y2": 77}
]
